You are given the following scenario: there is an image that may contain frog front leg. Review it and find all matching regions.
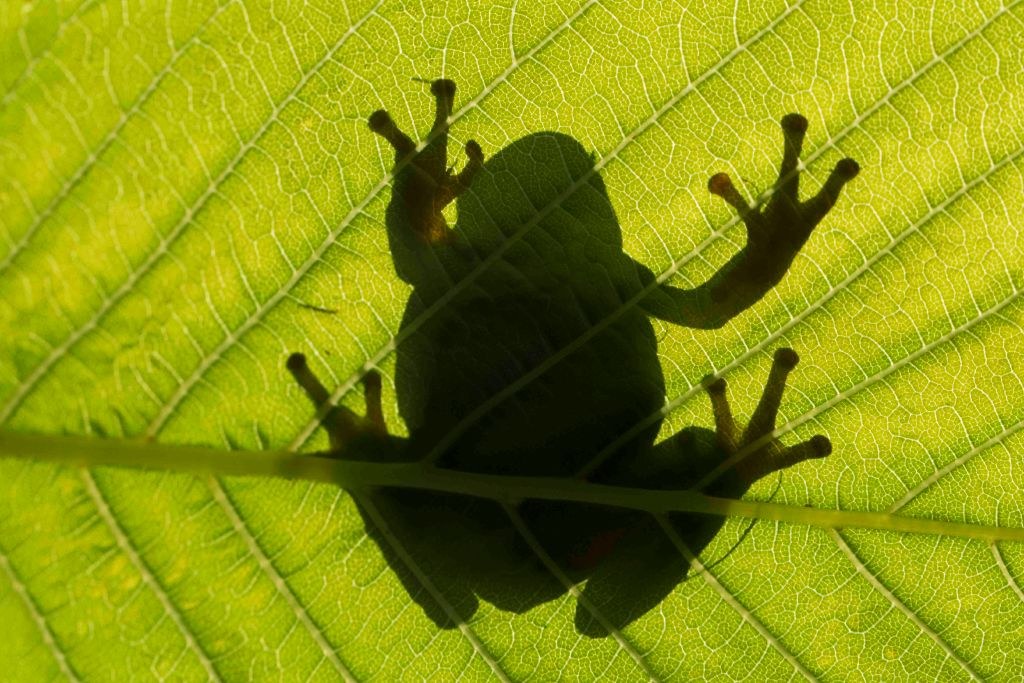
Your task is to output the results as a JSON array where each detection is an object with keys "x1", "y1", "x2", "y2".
[
  {"x1": 369, "y1": 79, "x2": 484, "y2": 289},
  {"x1": 641, "y1": 115, "x2": 859, "y2": 329}
]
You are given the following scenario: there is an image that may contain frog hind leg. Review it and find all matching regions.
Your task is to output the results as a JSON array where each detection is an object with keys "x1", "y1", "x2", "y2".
[
  {"x1": 286, "y1": 352, "x2": 387, "y2": 452},
  {"x1": 703, "y1": 347, "x2": 831, "y2": 489}
]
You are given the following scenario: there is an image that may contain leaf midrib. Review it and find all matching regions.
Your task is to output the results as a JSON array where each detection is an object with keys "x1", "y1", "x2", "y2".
[
  {"x1": 0, "y1": 5, "x2": 621, "y2": 679},
  {"x1": 286, "y1": 1, "x2": 1022, "y2": 504},
  {"x1": 4, "y1": 432, "x2": 1023, "y2": 542}
]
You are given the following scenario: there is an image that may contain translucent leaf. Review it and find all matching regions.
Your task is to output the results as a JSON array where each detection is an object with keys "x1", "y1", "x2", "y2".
[{"x1": 2, "y1": 1, "x2": 1023, "y2": 680}]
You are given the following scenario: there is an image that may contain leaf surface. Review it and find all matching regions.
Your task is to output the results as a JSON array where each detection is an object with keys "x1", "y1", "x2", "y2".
[{"x1": 1, "y1": 0, "x2": 1023, "y2": 680}]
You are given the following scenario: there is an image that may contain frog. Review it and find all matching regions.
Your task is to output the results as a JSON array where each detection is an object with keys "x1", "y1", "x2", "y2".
[{"x1": 285, "y1": 79, "x2": 859, "y2": 634}]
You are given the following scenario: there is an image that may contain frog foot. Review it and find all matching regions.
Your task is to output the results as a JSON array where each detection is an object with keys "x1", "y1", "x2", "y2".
[
  {"x1": 707, "y1": 114, "x2": 859, "y2": 290},
  {"x1": 368, "y1": 79, "x2": 484, "y2": 243},
  {"x1": 703, "y1": 348, "x2": 831, "y2": 485},
  {"x1": 286, "y1": 353, "x2": 388, "y2": 452}
]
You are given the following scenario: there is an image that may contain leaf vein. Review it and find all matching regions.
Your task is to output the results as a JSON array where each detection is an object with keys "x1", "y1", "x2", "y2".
[
  {"x1": 0, "y1": 0, "x2": 98, "y2": 108},
  {"x1": 501, "y1": 502, "x2": 661, "y2": 682},
  {"x1": 287, "y1": 0, "x2": 806, "y2": 451},
  {"x1": 205, "y1": 476, "x2": 357, "y2": 682},
  {"x1": 0, "y1": 541, "x2": 82, "y2": 683},
  {"x1": 0, "y1": 0, "x2": 385, "y2": 424},
  {"x1": 891, "y1": 410, "x2": 1024, "y2": 512},
  {"x1": 81, "y1": 469, "x2": 223, "y2": 682},
  {"x1": 357, "y1": 493, "x2": 513, "y2": 683},
  {"x1": 991, "y1": 543, "x2": 1024, "y2": 604},
  {"x1": 830, "y1": 529, "x2": 982, "y2": 681},
  {"x1": 656, "y1": 516, "x2": 818, "y2": 682},
  {"x1": 374, "y1": 17, "x2": 1024, "y2": 475},
  {"x1": 0, "y1": 0, "x2": 235, "y2": 276}
]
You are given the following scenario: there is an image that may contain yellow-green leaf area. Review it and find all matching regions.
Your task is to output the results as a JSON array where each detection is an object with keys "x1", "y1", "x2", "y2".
[{"x1": 2, "y1": 0, "x2": 1023, "y2": 680}]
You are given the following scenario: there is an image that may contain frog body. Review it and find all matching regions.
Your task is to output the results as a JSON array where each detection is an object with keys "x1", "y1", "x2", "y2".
[
  {"x1": 387, "y1": 127, "x2": 668, "y2": 476},
  {"x1": 286, "y1": 79, "x2": 858, "y2": 634}
]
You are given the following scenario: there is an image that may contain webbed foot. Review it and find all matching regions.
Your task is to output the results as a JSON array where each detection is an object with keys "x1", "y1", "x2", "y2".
[
  {"x1": 286, "y1": 353, "x2": 389, "y2": 453},
  {"x1": 703, "y1": 348, "x2": 830, "y2": 486},
  {"x1": 704, "y1": 115, "x2": 859, "y2": 309},
  {"x1": 708, "y1": 114, "x2": 859, "y2": 248},
  {"x1": 369, "y1": 79, "x2": 484, "y2": 243}
]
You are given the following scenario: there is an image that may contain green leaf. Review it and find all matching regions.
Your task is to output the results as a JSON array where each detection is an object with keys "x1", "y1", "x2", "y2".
[{"x1": 2, "y1": 0, "x2": 1023, "y2": 680}]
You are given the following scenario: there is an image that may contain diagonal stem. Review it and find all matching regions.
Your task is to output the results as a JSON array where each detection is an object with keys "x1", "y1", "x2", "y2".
[{"x1": 3, "y1": 431, "x2": 1022, "y2": 543}]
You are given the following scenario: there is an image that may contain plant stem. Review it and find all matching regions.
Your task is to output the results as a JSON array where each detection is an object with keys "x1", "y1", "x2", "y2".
[{"x1": 2, "y1": 430, "x2": 1021, "y2": 543}]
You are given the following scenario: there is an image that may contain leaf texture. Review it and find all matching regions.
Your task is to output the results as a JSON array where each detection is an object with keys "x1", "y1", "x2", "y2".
[{"x1": 1, "y1": 0, "x2": 1023, "y2": 680}]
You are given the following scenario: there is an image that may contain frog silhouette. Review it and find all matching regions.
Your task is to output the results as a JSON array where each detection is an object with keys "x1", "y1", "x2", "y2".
[{"x1": 286, "y1": 79, "x2": 859, "y2": 635}]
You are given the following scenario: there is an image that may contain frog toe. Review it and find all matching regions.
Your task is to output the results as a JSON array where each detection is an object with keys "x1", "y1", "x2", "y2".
[
  {"x1": 702, "y1": 374, "x2": 739, "y2": 452},
  {"x1": 800, "y1": 158, "x2": 860, "y2": 227},
  {"x1": 438, "y1": 140, "x2": 485, "y2": 207},
  {"x1": 430, "y1": 78, "x2": 456, "y2": 133},
  {"x1": 368, "y1": 109, "x2": 415, "y2": 156},
  {"x1": 771, "y1": 434, "x2": 831, "y2": 473},
  {"x1": 371, "y1": 79, "x2": 484, "y2": 244},
  {"x1": 286, "y1": 353, "x2": 393, "y2": 453},
  {"x1": 701, "y1": 348, "x2": 831, "y2": 486}
]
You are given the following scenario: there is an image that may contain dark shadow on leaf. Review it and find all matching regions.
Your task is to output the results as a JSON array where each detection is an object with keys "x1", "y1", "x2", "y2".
[{"x1": 287, "y1": 79, "x2": 856, "y2": 636}]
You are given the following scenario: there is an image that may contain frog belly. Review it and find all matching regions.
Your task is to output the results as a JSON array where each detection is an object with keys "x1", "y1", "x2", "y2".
[{"x1": 396, "y1": 293, "x2": 665, "y2": 476}]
